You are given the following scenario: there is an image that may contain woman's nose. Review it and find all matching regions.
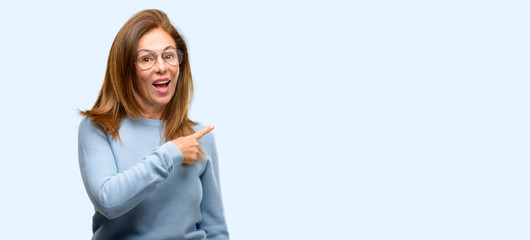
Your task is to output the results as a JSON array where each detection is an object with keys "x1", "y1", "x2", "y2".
[{"x1": 153, "y1": 55, "x2": 167, "y2": 73}]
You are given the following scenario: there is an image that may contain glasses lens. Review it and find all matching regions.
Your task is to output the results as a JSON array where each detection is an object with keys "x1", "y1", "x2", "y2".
[
  {"x1": 136, "y1": 51, "x2": 156, "y2": 70},
  {"x1": 177, "y1": 49, "x2": 183, "y2": 64},
  {"x1": 162, "y1": 49, "x2": 179, "y2": 66}
]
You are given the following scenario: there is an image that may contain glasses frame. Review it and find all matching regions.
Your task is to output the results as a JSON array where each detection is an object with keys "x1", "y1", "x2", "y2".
[{"x1": 134, "y1": 46, "x2": 183, "y2": 70}]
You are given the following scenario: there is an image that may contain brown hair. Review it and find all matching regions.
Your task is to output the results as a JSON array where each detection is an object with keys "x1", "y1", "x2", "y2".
[{"x1": 80, "y1": 9, "x2": 199, "y2": 146}]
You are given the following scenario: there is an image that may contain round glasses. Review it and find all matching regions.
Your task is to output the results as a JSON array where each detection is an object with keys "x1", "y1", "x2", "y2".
[{"x1": 134, "y1": 47, "x2": 183, "y2": 70}]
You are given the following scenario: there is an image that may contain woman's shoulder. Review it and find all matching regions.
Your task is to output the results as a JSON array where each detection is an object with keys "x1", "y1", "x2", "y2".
[
  {"x1": 79, "y1": 116, "x2": 96, "y2": 129},
  {"x1": 78, "y1": 116, "x2": 106, "y2": 137},
  {"x1": 191, "y1": 122, "x2": 206, "y2": 131}
]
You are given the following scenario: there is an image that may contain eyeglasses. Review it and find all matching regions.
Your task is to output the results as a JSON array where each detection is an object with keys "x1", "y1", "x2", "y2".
[{"x1": 134, "y1": 47, "x2": 183, "y2": 70}]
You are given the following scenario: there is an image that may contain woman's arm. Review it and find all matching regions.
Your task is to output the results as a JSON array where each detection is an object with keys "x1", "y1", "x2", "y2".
[
  {"x1": 197, "y1": 132, "x2": 230, "y2": 239},
  {"x1": 78, "y1": 117, "x2": 183, "y2": 219}
]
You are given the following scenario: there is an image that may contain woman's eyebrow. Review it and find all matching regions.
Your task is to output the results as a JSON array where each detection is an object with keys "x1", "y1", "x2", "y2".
[{"x1": 137, "y1": 46, "x2": 176, "y2": 53}]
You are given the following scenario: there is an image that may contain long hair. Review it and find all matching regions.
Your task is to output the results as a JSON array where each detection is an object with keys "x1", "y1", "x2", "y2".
[{"x1": 80, "y1": 9, "x2": 199, "y2": 146}]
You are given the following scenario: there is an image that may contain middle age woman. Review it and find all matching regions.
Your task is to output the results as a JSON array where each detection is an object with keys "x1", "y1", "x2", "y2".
[{"x1": 78, "y1": 9, "x2": 229, "y2": 239}]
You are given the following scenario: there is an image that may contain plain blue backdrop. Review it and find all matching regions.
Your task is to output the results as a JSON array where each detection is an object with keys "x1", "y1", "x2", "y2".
[{"x1": 0, "y1": 0, "x2": 528, "y2": 239}]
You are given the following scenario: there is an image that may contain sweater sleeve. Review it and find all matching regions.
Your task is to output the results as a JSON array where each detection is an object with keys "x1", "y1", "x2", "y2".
[
  {"x1": 78, "y1": 117, "x2": 183, "y2": 219},
  {"x1": 197, "y1": 132, "x2": 230, "y2": 239}
]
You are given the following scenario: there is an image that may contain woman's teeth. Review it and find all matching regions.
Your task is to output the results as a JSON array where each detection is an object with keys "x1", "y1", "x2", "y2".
[{"x1": 153, "y1": 80, "x2": 170, "y2": 89}]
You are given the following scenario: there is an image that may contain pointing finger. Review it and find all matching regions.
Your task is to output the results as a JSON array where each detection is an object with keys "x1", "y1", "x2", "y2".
[{"x1": 192, "y1": 125, "x2": 214, "y2": 139}]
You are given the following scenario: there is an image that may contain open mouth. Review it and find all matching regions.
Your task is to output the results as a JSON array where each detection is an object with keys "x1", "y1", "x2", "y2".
[{"x1": 152, "y1": 79, "x2": 171, "y2": 94}]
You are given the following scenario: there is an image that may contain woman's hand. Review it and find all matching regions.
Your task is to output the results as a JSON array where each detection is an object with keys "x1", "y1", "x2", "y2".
[{"x1": 171, "y1": 125, "x2": 214, "y2": 166}]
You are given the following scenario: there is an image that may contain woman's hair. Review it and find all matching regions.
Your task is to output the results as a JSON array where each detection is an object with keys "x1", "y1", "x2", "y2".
[{"x1": 80, "y1": 9, "x2": 198, "y2": 144}]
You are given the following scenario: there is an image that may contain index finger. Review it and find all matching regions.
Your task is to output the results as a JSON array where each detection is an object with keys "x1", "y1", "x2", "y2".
[{"x1": 191, "y1": 125, "x2": 215, "y2": 139}]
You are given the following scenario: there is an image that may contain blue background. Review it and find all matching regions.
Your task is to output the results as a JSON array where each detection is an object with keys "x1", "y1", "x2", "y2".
[{"x1": 0, "y1": 0, "x2": 528, "y2": 239}]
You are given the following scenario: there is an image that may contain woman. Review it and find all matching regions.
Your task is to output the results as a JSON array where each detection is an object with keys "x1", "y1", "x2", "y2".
[{"x1": 78, "y1": 9, "x2": 229, "y2": 239}]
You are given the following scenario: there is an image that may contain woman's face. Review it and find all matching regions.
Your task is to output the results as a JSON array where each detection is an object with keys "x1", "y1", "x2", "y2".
[{"x1": 134, "y1": 28, "x2": 179, "y2": 116}]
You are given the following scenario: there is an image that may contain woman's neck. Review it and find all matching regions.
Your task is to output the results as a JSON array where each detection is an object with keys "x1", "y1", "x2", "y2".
[
  {"x1": 138, "y1": 105, "x2": 165, "y2": 120},
  {"x1": 139, "y1": 112, "x2": 163, "y2": 120}
]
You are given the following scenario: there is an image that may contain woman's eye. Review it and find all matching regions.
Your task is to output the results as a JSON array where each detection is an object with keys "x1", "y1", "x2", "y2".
[
  {"x1": 165, "y1": 54, "x2": 175, "y2": 59},
  {"x1": 141, "y1": 57, "x2": 153, "y2": 62}
]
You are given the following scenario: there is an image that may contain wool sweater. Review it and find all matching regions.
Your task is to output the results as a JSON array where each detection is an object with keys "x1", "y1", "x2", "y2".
[{"x1": 78, "y1": 116, "x2": 229, "y2": 240}]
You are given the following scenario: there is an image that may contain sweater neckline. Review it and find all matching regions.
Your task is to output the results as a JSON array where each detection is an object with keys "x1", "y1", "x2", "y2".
[{"x1": 130, "y1": 115, "x2": 163, "y2": 127}]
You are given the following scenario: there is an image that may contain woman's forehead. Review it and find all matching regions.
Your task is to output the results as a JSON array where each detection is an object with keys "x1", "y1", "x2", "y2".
[{"x1": 137, "y1": 28, "x2": 176, "y2": 50}]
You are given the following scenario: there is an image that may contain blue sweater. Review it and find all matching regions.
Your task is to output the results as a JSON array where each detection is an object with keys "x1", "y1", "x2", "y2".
[{"x1": 78, "y1": 116, "x2": 229, "y2": 240}]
